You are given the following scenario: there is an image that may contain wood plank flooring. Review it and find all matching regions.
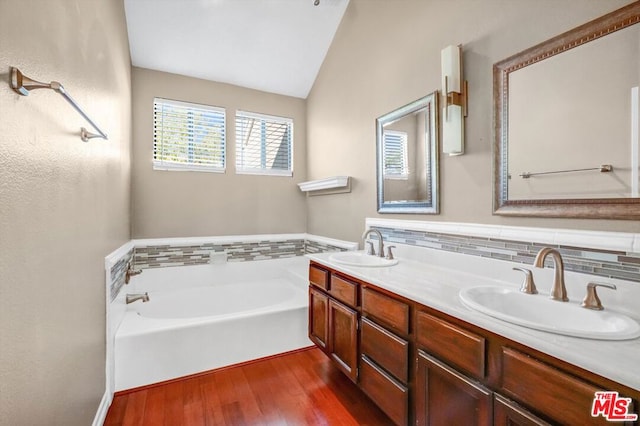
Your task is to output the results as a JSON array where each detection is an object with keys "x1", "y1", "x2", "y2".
[{"x1": 104, "y1": 347, "x2": 393, "y2": 425}]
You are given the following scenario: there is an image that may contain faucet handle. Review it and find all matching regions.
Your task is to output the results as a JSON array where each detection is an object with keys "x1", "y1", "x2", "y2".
[
  {"x1": 513, "y1": 267, "x2": 538, "y2": 294},
  {"x1": 125, "y1": 261, "x2": 142, "y2": 284},
  {"x1": 385, "y1": 245, "x2": 396, "y2": 260},
  {"x1": 364, "y1": 240, "x2": 376, "y2": 256},
  {"x1": 581, "y1": 282, "x2": 617, "y2": 310}
]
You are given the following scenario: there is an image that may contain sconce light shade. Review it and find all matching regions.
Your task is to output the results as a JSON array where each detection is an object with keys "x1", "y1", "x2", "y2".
[{"x1": 441, "y1": 45, "x2": 467, "y2": 156}]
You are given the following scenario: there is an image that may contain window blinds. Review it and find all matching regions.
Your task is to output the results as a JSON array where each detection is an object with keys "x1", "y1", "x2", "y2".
[
  {"x1": 235, "y1": 111, "x2": 293, "y2": 176},
  {"x1": 153, "y1": 98, "x2": 226, "y2": 172},
  {"x1": 383, "y1": 130, "x2": 409, "y2": 179}
]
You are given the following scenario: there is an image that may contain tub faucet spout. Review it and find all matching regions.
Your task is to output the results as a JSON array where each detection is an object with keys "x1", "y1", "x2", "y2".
[
  {"x1": 533, "y1": 247, "x2": 568, "y2": 302},
  {"x1": 126, "y1": 292, "x2": 149, "y2": 304},
  {"x1": 362, "y1": 228, "x2": 385, "y2": 257}
]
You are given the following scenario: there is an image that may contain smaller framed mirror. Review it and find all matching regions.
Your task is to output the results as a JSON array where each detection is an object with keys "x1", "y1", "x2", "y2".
[{"x1": 377, "y1": 92, "x2": 439, "y2": 214}]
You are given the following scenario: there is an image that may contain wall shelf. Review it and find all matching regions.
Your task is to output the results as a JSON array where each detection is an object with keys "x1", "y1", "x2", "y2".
[{"x1": 298, "y1": 176, "x2": 351, "y2": 196}]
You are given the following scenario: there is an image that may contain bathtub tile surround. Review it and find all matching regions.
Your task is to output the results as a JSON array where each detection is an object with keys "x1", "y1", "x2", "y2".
[
  {"x1": 367, "y1": 218, "x2": 640, "y2": 283},
  {"x1": 107, "y1": 233, "x2": 354, "y2": 303},
  {"x1": 109, "y1": 248, "x2": 135, "y2": 302},
  {"x1": 133, "y1": 234, "x2": 352, "y2": 270},
  {"x1": 134, "y1": 239, "x2": 304, "y2": 268},
  {"x1": 108, "y1": 234, "x2": 354, "y2": 302}
]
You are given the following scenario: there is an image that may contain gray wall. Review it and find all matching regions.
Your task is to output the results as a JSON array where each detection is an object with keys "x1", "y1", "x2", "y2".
[
  {"x1": 131, "y1": 67, "x2": 308, "y2": 238},
  {"x1": 0, "y1": 0, "x2": 131, "y2": 424},
  {"x1": 306, "y1": 0, "x2": 640, "y2": 243}
]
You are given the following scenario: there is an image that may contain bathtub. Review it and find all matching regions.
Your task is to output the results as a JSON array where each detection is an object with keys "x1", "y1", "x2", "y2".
[{"x1": 114, "y1": 256, "x2": 311, "y2": 391}]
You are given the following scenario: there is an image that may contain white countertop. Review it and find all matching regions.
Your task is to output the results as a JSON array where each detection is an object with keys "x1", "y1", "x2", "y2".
[{"x1": 307, "y1": 244, "x2": 640, "y2": 391}]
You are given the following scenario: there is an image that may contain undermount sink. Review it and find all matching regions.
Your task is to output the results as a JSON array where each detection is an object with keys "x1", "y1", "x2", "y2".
[
  {"x1": 329, "y1": 251, "x2": 398, "y2": 267},
  {"x1": 459, "y1": 286, "x2": 640, "y2": 340}
]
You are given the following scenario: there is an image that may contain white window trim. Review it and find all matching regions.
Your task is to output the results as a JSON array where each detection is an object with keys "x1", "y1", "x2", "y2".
[
  {"x1": 235, "y1": 110, "x2": 294, "y2": 177},
  {"x1": 153, "y1": 97, "x2": 226, "y2": 173}
]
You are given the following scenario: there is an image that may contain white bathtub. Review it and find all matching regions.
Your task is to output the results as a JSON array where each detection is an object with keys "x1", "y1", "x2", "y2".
[{"x1": 114, "y1": 256, "x2": 311, "y2": 391}]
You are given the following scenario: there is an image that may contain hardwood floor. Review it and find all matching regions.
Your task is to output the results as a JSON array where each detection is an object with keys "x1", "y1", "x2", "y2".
[{"x1": 104, "y1": 347, "x2": 393, "y2": 425}]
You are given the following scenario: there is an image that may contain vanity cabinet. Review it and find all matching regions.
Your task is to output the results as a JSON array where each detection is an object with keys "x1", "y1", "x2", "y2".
[
  {"x1": 307, "y1": 262, "x2": 639, "y2": 426},
  {"x1": 493, "y1": 394, "x2": 551, "y2": 426},
  {"x1": 360, "y1": 286, "x2": 411, "y2": 425},
  {"x1": 308, "y1": 264, "x2": 359, "y2": 382},
  {"x1": 415, "y1": 309, "x2": 492, "y2": 425},
  {"x1": 327, "y1": 298, "x2": 358, "y2": 381},
  {"x1": 308, "y1": 287, "x2": 328, "y2": 350},
  {"x1": 415, "y1": 350, "x2": 492, "y2": 425}
]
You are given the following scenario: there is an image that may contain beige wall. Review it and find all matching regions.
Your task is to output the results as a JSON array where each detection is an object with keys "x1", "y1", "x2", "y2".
[
  {"x1": 131, "y1": 67, "x2": 307, "y2": 238},
  {"x1": 306, "y1": 0, "x2": 640, "y2": 243},
  {"x1": 0, "y1": 0, "x2": 131, "y2": 425}
]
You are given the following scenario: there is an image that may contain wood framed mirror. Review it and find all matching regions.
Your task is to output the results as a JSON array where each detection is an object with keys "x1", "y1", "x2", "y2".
[{"x1": 493, "y1": 2, "x2": 640, "y2": 219}]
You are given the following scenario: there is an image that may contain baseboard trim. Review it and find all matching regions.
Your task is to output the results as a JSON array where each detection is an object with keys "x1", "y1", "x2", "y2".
[{"x1": 92, "y1": 391, "x2": 112, "y2": 426}]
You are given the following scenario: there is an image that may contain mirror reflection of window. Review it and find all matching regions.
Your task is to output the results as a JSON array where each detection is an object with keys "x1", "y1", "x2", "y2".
[
  {"x1": 376, "y1": 92, "x2": 439, "y2": 214},
  {"x1": 383, "y1": 130, "x2": 409, "y2": 180}
]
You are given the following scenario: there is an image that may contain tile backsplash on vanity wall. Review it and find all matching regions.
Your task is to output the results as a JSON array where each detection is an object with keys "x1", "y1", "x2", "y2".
[{"x1": 371, "y1": 223, "x2": 640, "y2": 283}]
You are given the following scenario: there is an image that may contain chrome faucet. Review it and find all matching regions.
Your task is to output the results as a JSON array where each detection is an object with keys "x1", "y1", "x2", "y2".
[
  {"x1": 362, "y1": 228, "x2": 385, "y2": 257},
  {"x1": 126, "y1": 292, "x2": 149, "y2": 304},
  {"x1": 125, "y1": 261, "x2": 142, "y2": 284},
  {"x1": 533, "y1": 247, "x2": 568, "y2": 302}
]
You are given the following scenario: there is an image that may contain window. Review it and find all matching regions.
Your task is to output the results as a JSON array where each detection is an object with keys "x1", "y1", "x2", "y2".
[
  {"x1": 153, "y1": 98, "x2": 226, "y2": 172},
  {"x1": 235, "y1": 111, "x2": 293, "y2": 176},
  {"x1": 383, "y1": 130, "x2": 408, "y2": 179}
]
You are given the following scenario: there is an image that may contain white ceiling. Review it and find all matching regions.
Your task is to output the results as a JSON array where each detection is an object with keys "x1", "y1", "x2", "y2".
[{"x1": 124, "y1": 0, "x2": 349, "y2": 99}]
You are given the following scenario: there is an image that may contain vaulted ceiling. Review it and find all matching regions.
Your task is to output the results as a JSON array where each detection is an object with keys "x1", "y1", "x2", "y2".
[{"x1": 124, "y1": 0, "x2": 350, "y2": 98}]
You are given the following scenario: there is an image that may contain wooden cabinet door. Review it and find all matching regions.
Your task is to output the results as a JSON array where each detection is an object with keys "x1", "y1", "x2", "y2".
[
  {"x1": 416, "y1": 350, "x2": 492, "y2": 426},
  {"x1": 308, "y1": 287, "x2": 328, "y2": 351},
  {"x1": 494, "y1": 394, "x2": 551, "y2": 426},
  {"x1": 328, "y1": 298, "x2": 358, "y2": 382}
]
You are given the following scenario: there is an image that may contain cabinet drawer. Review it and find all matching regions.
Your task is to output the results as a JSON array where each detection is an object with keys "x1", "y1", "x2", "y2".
[
  {"x1": 501, "y1": 347, "x2": 614, "y2": 425},
  {"x1": 329, "y1": 274, "x2": 358, "y2": 307},
  {"x1": 361, "y1": 317, "x2": 409, "y2": 383},
  {"x1": 360, "y1": 355, "x2": 408, "y2": 426},
  {"x1": 494, "y1": 394, "x2": 552, "y2": 426},
  {"x1": 416, "y1": 311, "x2": 485, "y2": 379},
  {"x1": 362, "y1": 286, "x2": 409, "y2": 335},
  {"x1": 309, "y1": 265, "x2": 329, "y2": 290}
]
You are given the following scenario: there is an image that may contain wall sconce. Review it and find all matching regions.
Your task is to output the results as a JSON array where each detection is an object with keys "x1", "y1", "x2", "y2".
[{"x1": 441, "y1": 45, "x2": 468, "y2": 156}]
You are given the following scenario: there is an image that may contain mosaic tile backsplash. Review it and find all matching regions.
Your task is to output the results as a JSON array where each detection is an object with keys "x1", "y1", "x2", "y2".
[
  {"x1": 133, "y1": 238, "x2": 346, "y2": 269},
  {"x1": 109, "y1": 248, "x2": 134, "y2": 302},
  {"x1": 372, "y1": 226, "x2": 640, "y2": 283},
  {"x1": 305, "y1": 239, "x2": 349, "y2": 255},
  {"x1": 109, "y1": 237, "x2": 347, "y2": 301}
]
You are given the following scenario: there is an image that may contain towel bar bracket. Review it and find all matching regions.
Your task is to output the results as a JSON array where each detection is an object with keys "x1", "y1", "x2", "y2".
[{"x1": 9, "y1": 66, "x2": 108, "y2": 142}]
